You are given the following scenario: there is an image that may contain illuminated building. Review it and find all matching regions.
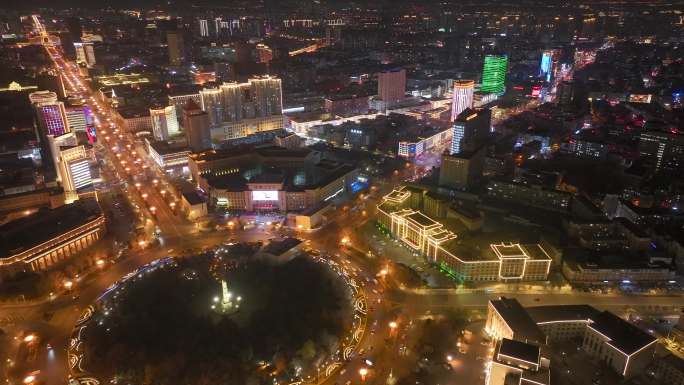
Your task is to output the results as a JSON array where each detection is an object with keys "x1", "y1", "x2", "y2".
[
  {"x1": 182, "y1": 100, "x2": 212, "y2": 152},
  {"x1": 145, "y1": 139, "x2": 191, "y2": 175},
  {"x1": 439, "y1": 147, "x2": 485, "y2": 190},
  {"x1": 485, "y1": 298, "x2": 656, "y2": 379},
  {"x1": 168, "y1": 91, "x2": 201, "y2": 125},
  {"x1": 0, "y1": 198, "x2": 106, "y2": 276},
  {"x1": 199, "y1": 76, "x2": 284, "y2": 141},
  {"x1": 74, "y1": 41, "x2": 96, "y2": 67},
  {"x1": 199, "y1": 19, "x2": 209, "y2": 37},
  {"x1": 377, "y1": 68, "x2": 407, "y2": 106},
  {"x1": 539, "y1": 49, "x2": 559, "y2": 82},
  {"x1": 188, "y1": 146, "x2": 359, "y2": 212},
  {"x1": 30, "y1": 91, "x2": 71, "y2": 137},
  {"x1": 583, "y1": 312, "x2": 656, "y2": 377},
  {"x1": 451, "y1": 80, "x2": 474, "y2": 121},
  {"x1": 561, "y1": 139, "x2": 608, "y2": 159},
  {"x1": 397, "y1": 126, "x2": 451, "y2": 158},
  {"x1": 485, "y1": 339, "x2": 550, "y2": 385},
  {"x1": 65, "y1": 105, "x2": 89, "y2": 132},
  {"x1": 167, "y1": 30, "x2": 184, "y2": 66},
  {"x1": 480, "y1": 55, "x2": 508, "y2": 94},
  {"x1": 450, "y1": 108, "x2": 491, "y2": 155},
  {"x1": 150, "y1": 105, "x2": 180, "y2": 140},
  {"x1": 94, "y1": 73, "x2": 150, "y2": 87},
  {"x1": 377, "y1": 187, "x2": 551, "y2": 282},
  {"x1": 58, "y1": 145, "x2": 93, "y2": 196}
]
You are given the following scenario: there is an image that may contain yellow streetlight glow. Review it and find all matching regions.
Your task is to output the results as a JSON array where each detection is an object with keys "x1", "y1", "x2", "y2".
[
  {"x1": 23, "y1": 334, "x2": 35, "y2": 343},
  {"x1": 23, "y1": 375, "x2": 35, "y2": 384},
  {"x1": 64, "y1": 280, "x2": 73, "y2": 289},
  {"x1": 389, "y1": 321, "x2": 398, "y2": 329}
]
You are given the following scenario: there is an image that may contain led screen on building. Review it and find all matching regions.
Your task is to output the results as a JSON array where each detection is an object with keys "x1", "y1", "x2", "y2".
[{"x1": 252, "y1": 191, "x2": 279, "y2": 201}]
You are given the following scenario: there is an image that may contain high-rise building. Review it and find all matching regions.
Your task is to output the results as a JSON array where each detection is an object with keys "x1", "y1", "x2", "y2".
[
  {"x1": 198, "y1": 76, "x2": 283, "y2": 140},
  {"x1": 451, "y1": 80, "x2": 475, "y2": 122},
  {"x1": 169, "y1": 92, "x2": 202, "y2": 126},
  {"x1": 199, "y1": 19, "x2": 209, "y2": 37},
  {"x1": 183, "y1": 100, "x2": 212, "y2": 152},
  {"x1": 36, "y1": 72, "x2": 67, "y2": 99},
  {"x1": 59, "y1": 145, "x2": 92, "y2": 194},
  {"x1": 539, "y1": 50, "x2": 556, "y2": 82},
  {"x1": 30, "y1": 91, "x2": 71, "y2": 137},
  {"x1": 439, "y1": 146, "x2": 485, "y2": 190},
  {"x1": 150, "y1": 105, "x2": 180, "y2": 140},
  {"x1": 167, "y1": 30, "x2": 184, "y2": 66},
  {"x1": 450, "y1": 108, "x2": 491, "y2": 155},
  {"x1": 197, "y1": 77, "x2": 283, "y2": 141},
  {"x1": 378, "y1": 68, "x2": 406, "y2": 105},
  {"x1": 481, "y1": 55, "x2": 508, "y2": 94},
  {"x1": 639, "y1": 129, "x2": 684, "y2": 173},
  {"x1": 65, "y1": 17, "x2": 82, "y2": 42}
]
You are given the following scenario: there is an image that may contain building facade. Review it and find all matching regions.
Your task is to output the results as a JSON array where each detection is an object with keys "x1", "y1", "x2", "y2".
[
  {"x1": 0, "y1": 198, "x2": 106, "y2": 276},
  {"x1": 481, "y1": 55, "x2": 508, "y2": 94},
  {"x1": 451, "y1": 80, "x2": 475, "y2": 122}
]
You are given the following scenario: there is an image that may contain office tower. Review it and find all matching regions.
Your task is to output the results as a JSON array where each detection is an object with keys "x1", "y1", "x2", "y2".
[
  {"x1": 36, "y1": 72, "x2": 67, "y2": 99},
  {"x1": 65, "y1": 105, "x2": 88, "y2": 132},
  {"x1": 59, "y1": 145, "x2": 92, "y2": 194},
  {"x1": 450, "y1": 108, "x2": 491, "y2": 155},
  {"x1": 30, "y1": 91, "x2": 71, "y2": 137},
  {"x1": 199, "y1": 19, "x2": 209, "y2": 37},
  {"x1": 183, "y1": 100, "x2": 212, "y2": 152},
  {"x1": 167, "y1": 30, "x2": 184, "y2": 66},
  {"x1": 169, "y1": 92, "x2": 202, "y2": 126},
  {"x1": 65, "y1": 17, "x2": 83, "y2": 42},
  {"x1": 639, "y1": 129, "x2": 684, "y2": 173},
  {"x1": 439, "y1": 147, "x2": 485, "y2": 190},
  {"x1": 378, "y1": 68, "x2": 406, "y2": 104},
  {"x1": 451, "y1": 80, "x2": 475, "y2": 122},
  {"x1": 199, "y1": 88, "x2": 224, "y2": 127},
  {"x1": 150, "y1": 105, "x2": 180, "y2": 140},
  {"x1": 250, "y1": 76, "x2": 283, "y2": 117},
  {"x1": 58, "y1": 31, "x2": 76, "y2": 60},
  {"x1": 481, "y1": 55, "x2": 508, "y2": 94}
]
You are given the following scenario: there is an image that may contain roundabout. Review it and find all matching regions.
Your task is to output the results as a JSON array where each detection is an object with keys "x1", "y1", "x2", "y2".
[{"x1": 67, "y1": 244, "x2": 368, "y2": 385}]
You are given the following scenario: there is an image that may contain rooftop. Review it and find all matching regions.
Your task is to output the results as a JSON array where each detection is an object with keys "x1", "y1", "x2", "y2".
[
  {"x1": 497, "y1": 338, "x2": 540, "y2": 366},
  {"x1": 0, "y1": 198, "x2": 103, "y2": 258},
  {"x1": 490, "y1": 297, "x2": 546, "y2": 344},
  {"x1": 526, "y1": 305, "x2": 599, "y2": 324},
  {"x1": 588, "y1": 311, "x2": 656, "y2": 355}
]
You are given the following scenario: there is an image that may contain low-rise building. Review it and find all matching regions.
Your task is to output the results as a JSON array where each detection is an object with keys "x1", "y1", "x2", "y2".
[
  {"x1": 0, "y1": 198, "x2": 105, "y2": 276},
  {"x1": 378, "y1": 187, "x2": 551, "y2": 282},
  {"x1": 145, "y1": 139, "x2": 191, "y2": 175},
  {"x1": 180, "y1": 191, "x2": 207, "y2": 220},
  {"x1": 486, "y1": 338, "x2": 550, "y2": 385},
  {"x1": 485, "y1": 297, "x2": 656, "y2": 379},
  {"x1": 583, "y1": 311, "x2": 656, "y2": 377}
]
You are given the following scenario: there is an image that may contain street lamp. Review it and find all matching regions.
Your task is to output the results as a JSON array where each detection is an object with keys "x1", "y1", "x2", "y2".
[
  {"x1": 23, "y1": 334, "x2": 35, "y2": 343},
  {"x1": 359, "y1": 367, "x2": 368, "y2": 381},
  {"x1": 64, "y1": 280, "x2": 73, "y2": 290}
]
